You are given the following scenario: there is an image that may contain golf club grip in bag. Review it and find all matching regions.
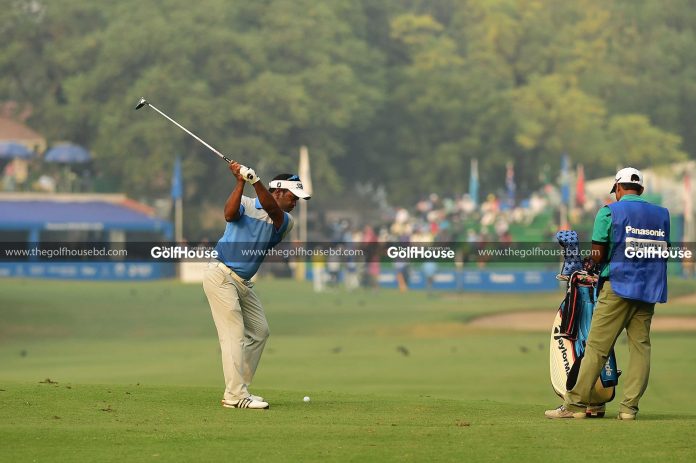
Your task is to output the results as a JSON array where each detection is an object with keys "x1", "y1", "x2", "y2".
[{"x1": 559, "y1": 272, "x2": 595, "y2": 340}]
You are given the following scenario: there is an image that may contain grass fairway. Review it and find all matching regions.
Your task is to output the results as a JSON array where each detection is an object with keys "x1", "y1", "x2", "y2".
[{"x1": 1, "y1": 278, "x2": 696, "y2": 462}]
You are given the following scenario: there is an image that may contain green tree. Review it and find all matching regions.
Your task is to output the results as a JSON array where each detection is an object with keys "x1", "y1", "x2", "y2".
[
  {"x1": 1, "y1": 0, "x2": 386, "y2": 237},
  {"x1": 1, "y1": 0, "x2": 694, "y2": 231}
]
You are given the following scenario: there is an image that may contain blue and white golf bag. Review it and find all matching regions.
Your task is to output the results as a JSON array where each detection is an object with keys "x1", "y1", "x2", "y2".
[{"x1": 550, "y1": 231, "x2": 620, "y2": 408}]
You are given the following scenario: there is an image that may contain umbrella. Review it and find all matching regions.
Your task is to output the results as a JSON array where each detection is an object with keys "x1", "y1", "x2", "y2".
[
  {"x1": 44, "y1": 143, "x2": 92, "y2": 163},
  {"x1": 0, "y1": 142, "x2": 34, "y2": 160}
]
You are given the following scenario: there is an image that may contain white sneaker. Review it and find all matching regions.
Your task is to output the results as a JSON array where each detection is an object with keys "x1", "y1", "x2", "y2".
[
  {"x1": 544, "y1": 405, "x2": 586, "y2": 419},
  {"x1": 249, "y1": 393, "x2": 265, "y2": 402},
  {"x1": 221, "y1": 397, "x2": 269, "y2": 409},
  {"x1": 617, "y1": 412, "x2": 636, "y2": 420}
]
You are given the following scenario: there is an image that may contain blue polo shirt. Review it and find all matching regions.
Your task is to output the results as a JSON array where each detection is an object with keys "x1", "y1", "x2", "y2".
[{"x1": 214, "y1": 196, "x2": 293, "y2": 280}]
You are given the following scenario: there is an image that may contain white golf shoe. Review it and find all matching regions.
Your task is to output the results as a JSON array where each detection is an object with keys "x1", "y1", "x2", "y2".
[
  {"x1": 221, "y1": 397, "x2": 269, "y2": 409},
  {"x1": 544, "y1": 405, "x2": 586, "y2": 419}
]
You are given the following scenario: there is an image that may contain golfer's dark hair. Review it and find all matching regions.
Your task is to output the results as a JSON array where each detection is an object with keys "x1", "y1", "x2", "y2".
[
  {"x1": 269, "y1": 173, "x2": 300, "y2": 193},
  {"x1": 619, "y1": 182, "x2": 643, "y2": 192}
]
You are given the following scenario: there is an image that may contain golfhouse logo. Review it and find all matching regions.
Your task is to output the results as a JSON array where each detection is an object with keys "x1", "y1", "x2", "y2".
[
  {"x1": 623, "y1": 226, "x2": 692, "y2": 259},
  {"x1": 150, "y1": 246, "x2": 218, "y2": 260},
  {"x1": 387, "y1": 246, "x2": 455, "y2": 260},
  {"x1": 625, "y1": 244, "x2": 692, "y2": 259}
]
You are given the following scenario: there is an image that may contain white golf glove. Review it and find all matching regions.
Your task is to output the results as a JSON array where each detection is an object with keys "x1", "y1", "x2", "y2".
[{"x1": 239, "y1": 165, "x2": 260, "y2": 184}]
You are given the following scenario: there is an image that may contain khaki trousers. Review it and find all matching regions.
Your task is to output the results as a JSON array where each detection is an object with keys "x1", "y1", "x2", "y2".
[
  {"x1": 564, "y1": 281, "x2": 654, "y2": 415},
  {"x1": 203, "y1": 261, "x2": 269, "y2": 401}
]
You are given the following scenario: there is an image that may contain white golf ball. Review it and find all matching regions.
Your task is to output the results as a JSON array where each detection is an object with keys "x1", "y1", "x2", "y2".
[{"x1": 303, "y1": 396, "x2": 311, "y2": 402}]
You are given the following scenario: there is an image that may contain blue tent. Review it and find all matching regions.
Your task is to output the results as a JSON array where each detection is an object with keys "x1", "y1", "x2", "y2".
[
  {"x1": 0, "y1": 142, "x2": 34, "y2": 160},
  {"x1": 0, "y1": 199, "x2": 172, "y2": 235},
  {"x1": 0, "y1": 198, "x2": 174, "y2": 281},
  {"x1": 44, "y1": 143, "x2": 92, "y2": 163}
]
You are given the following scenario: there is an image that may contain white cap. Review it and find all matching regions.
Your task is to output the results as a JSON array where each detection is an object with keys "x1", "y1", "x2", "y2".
[
  {"x1": 610, "y1": 167, "x2": 643, "y2": 193},
  {"x1": 268, "y1": 176, "x2": 311, "y2": 200}
]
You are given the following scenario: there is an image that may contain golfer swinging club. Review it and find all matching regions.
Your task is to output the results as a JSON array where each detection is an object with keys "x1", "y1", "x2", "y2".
[{"x1": 203, "y1": 162, "x2": 310, "y2": 409}]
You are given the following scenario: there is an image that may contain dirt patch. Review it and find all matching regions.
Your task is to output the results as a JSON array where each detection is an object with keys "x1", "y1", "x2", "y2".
[
  {"x1": 375, "y1": 312, "x2": 696, "y2": 338},
  {"x1": 670, "y1": 292, "x2": 696, "y2": 305},
  {"x1": 0, "y1": 324, "x2": 71, "y2": 340},
  {"x1": 467, "y1": 311, "x2": 696, "y2": 332}
]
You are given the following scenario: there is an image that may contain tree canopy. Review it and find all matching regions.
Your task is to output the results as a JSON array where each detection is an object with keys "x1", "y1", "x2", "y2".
[{"x1": 1, "y1": 0, "x2": 693, "y2": 235}]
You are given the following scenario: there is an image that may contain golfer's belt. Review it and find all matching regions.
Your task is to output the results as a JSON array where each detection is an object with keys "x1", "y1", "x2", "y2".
[{"x1": 215, "y1": 261, "x2": 254, "y2": 287}]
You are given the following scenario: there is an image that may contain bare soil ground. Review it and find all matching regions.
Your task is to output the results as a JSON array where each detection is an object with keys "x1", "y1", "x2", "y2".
[{"x1": 467, "y1": 311, "x2": 696, "y2": 331}]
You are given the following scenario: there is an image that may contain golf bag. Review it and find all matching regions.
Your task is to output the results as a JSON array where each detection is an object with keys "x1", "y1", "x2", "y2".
[{"x1": 549, "y1": 231, "x2": 620, "y2": 409}]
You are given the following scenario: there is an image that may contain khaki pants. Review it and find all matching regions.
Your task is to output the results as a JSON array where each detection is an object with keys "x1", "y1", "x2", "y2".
[
  {"x1": 564, "y1": 281, "x2": 654, "y2": 415},
  {"x1": 203, "y1": 262, "x2": 269, "y2": 401}
]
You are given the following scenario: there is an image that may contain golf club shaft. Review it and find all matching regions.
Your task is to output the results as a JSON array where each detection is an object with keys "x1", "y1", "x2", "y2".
[{"x1": 146, "y1": 103, "x2": 233, "y2": 164}]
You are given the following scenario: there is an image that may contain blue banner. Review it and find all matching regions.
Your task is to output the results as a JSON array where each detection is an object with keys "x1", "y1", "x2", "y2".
[
  {"x1": 171, "y1": 156, "x2": 183, "y2": 200},
  {"x1": 305, "y1": 268, "x2": 561, "y2": 292},
  {"x1": 560, "y1": 153, "x2": 570, "y2": 205},
  {"x1": 0, "y1": 262, "x2": 175, "y2": 280}
]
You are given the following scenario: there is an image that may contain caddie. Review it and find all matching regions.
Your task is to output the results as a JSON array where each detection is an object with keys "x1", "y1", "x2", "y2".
[
  {"x1": 545, "y1": 167, "x2": 670, "y2": 420},
  {"x1": 203, "y1": 162, "x2": 310, "y2": 409}
]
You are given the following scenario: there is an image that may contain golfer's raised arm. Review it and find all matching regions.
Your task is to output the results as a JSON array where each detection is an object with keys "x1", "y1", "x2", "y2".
[
  {"x1": 253, "y1": 182, "x2": 285, "y2": 230},
  {"x1": 223, "y1": 162, "x2": 246, "y2": 222}
]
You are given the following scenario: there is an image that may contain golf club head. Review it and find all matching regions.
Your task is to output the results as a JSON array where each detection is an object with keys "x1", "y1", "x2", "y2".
[{"x1": 135, "y1": 97, "x2": 149, "y2": 110}]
